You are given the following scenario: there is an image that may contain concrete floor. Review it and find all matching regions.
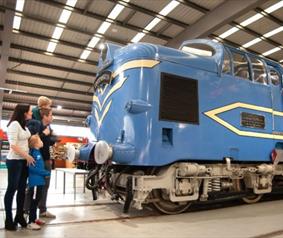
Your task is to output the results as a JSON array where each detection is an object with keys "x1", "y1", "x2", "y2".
[{"x1": 1, "y1": 169, "x2": 283, "y2": 238}]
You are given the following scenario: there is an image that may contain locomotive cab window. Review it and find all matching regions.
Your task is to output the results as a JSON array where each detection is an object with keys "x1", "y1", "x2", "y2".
[
  {"x1": 249, "y1": 56, "x2": 268, "y2": 85},
  {"x1": 222, "y1": 48, "x2": 232, "y2": 75},
  {"x1": 231, "y1": 51, "x2": 251, "y2": 81},
  {"x1": 159, "y1": 73, "x2": 199, "y2": 124},
  {"x1": 269, "y1": 66, "x2": 281, "y2": 86},
  {"x1": 181, "y1": 43, "x2": 215, "y2": 57}
]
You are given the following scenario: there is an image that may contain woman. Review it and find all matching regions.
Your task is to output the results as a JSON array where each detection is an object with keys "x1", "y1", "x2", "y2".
[{"x1": 4, "y1": 104, "x2": 35, "y2": 230}]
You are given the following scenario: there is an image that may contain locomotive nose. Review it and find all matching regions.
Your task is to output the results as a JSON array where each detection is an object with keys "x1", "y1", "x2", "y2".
[{"x1": 94, "y1": 140, "x2": 113, "y2": 164}]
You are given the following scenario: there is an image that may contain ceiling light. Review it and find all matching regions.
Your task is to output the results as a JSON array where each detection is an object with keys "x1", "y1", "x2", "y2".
[
  {"x1": 262, "y1": 47, "x2": 281, "y2": 56},
  {"x1": 0, "y1": 87, "x2": 27, "y2": 94},
  {"x1": 15, "y1": 0, "x2": 25, "y2": 12},
  {"x1": 88, "y1": 36, "x2": 100, "y2": 48},
  {"x1": 108, "y1": 4, "x2": 125, "y2": 20},
  {"x1": 240, "y1": 13, "x2": 262, "y2": 27},
  {"x1": 144, "y1": 18, "x2": 161, "y2": 31},
  {"x1": 52, "y1": 26, "x2": 64, "y2": 39},
  {"x1": 159, "y1": 0, "x2": 179, "y2": 16},
  {"x1": 13, "y1": 15, "x2": 21, "y2": 29},
  {"x1": 265, "y1": 0, "x2": 283, "y2": 13},
  {"x1": 47, "y1": 41, "x2": 57, "y2": 53},
  {"x1": 242, "y1": 38, "x2": 262, "y2": 48},
  {"x1": 263, "y1": 26, "x2": 283, "y2": 38},
  {"x1": 131, "y1": 32, "x2": 146, "y2": 43},
  {"x1": 98, "y1": 43, "x2": 105, "y2": 50},
  {"x1": 219, "y1": 27, "x2": 238, "y2": 39},
  {"x1": 97, "y1": 21, "x2": 111, "y2": 34},
  {"x1": 59, "y1": 9, "x2": 72, "y2": 24},
  {"x1": 66, "y1": 0, "x2": 77, "y2": 7},
  {"x1": 80, "y1": 49, "x2": 91, "y2": 60},
  {"x1": 57, "y1": 105, "x2": 62, "y2": 110}
]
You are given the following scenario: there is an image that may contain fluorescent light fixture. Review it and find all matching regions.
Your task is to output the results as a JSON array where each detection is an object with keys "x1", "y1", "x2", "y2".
[
  {"x1": 80, "y1": 49, "x2": 91, "y2": 60},
  {"x1": 242, "y1": 38, "x2": 262, "y2": 48},
  {"x1": 212, "y1": 39, "x2": 219, "y2": 42},
  {"x1": 88, "y1": 36, "x2": 100, "y2": 48},
  {"x1": 59, "y1": 9, "x2": 72, "y2": 24},
  {"x1": 265, "y1": 0, "x2": 283, "y2": 13},
  {"x1": 240, "y1": 13, "x2": 262, "y2": 27},
  {"x1": 159, "y1": 0, "x2": 179, "y2": 16},
  {"x1": 263, "y1": 26, "x2": 283, "y2": 38},
  {"x1": 262, "y1": 47, "x2": 281, "y2": 56},
  {"x1": 13, "y1": 15, "x2": 22, "y2": 29},
  {"x1": 98, "y1": 43, "x2": 105, "y2": 50},
  {"x1": 97, "y1": 21, "x2": 111, "y2": 34},
  {"x1": 131, "y1": 32, "x2": 146, "y2": 43},
  {"x1": 219, "y1": 27, "x2": 238, "y2": 39},
  {"x1": 66, "y1": 0, "x2": 77, "y2": 7},
  {"x1": 15, "y1": 0, "x2": 25, "y2": 12},
  {"x1": 57, "y1": 105, "x2": 62, "y2": 110},
  {"x1": 52, "y1": 26, "x2": 64, "y2": 39},
  {"x1": 47, "y1": 41, "x2": 57, "y2": 53},
  {"x1": 280, "y1": 59, "x2": 283, "y2": 63},
  {"x1": 145, "y1": 18, "x2": 161, "y2": 31},
  {"x1": 0, "y1": 87, "x2": 27, "y2": 93},
  {"x1": 108, "y1": 4, "x2": 125, "y2": 20}
]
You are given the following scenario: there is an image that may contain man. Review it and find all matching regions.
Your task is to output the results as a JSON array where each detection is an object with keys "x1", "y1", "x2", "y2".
[{"x1": 26, "y1": 108, "x2": 56, "y2": 219}]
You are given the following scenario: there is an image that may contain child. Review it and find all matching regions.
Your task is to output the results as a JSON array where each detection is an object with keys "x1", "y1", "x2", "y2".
[
  {"x1": 32, "y1": 96, "x2": 52, "y2": 121},
  {"x1": 27, "y1": 134, "x2": 50, "y2": 230}
]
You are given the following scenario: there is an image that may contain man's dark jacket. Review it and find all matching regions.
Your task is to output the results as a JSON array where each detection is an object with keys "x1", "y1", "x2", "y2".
[{"x1": 27, "y1": 119, "x2": 55, "y2": 161}]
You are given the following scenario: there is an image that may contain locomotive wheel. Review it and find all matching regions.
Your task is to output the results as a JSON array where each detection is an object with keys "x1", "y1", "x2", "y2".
[
  {"x1": 151, "y1": 189, "x2": 191, "y2": 215},
  {"x1": 242, "y1": 194, "x2": 263, "y2": 204}
]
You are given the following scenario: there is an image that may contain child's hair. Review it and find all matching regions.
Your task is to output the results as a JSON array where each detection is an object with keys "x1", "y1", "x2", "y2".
[
  {"x1": 37, "y1": 96, "x2": 52, "y2": 108},
  {"x1": 29, "y1": 134, "x2": 40, "y2": 148}
]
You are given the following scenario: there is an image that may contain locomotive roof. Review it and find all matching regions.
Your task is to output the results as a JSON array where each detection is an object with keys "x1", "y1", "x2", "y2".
[{"x1": 100, "y1": 39, "x2": 282, "y2": 74}]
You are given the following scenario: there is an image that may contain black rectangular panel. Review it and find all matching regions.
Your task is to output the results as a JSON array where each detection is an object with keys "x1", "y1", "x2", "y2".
[
  {"x1": 241, "y1": 112, "x2": 265, "y2": 129},
  {"x1": 159, "y1": 73, "x2": 199, "y2": 124}
]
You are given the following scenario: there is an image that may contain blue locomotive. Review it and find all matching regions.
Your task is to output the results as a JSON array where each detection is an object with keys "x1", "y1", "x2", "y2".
[{"x1": 81, "y1": 39, "x2": 283, "y2": 214}]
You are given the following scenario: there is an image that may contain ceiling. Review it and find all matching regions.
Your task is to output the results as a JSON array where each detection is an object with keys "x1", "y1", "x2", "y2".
[{"x1": 0, "y1": 0, "x2": 282, "y2": 126}]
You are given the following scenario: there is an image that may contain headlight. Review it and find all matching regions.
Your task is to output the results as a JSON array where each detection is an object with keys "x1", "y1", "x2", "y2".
[{"x1": 95, "y1": 140, "x2": 113, "y2": 164}]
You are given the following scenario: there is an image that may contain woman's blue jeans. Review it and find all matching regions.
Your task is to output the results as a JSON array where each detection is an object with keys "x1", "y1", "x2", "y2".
[{"x1": 4, "y1": 159, "x2": 28, "y2": 222}]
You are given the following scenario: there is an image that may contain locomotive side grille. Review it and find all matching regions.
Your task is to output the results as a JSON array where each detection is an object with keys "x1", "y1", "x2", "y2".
[{"x1": 159, "y1": 72, "x2": 199, "y2": 124}]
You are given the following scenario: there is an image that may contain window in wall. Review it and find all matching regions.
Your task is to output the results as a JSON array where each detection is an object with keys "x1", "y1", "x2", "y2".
[
  {"x1": 232, "y1": 51, "x2": 251, "y2": 81},
  {"x1": 269, "y1": 66, "x2": 281, "y2": 86},
  {"x1": 222, "y1": 48, "x2": 231, "y2": 74},
  {"x1": 249, "y1": 56, "x2": 268, "y2": 85}
]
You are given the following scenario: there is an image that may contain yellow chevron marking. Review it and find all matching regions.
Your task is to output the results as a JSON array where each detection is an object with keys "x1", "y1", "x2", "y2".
[
  {"x1": 204, "y1": 102, "x2": 283, "y2": 140},
  {"x1": 94, "y1": 100, "x2": 112, "y2": 127},
  {"x1": 92, "y1": 59, "x2": 160, "y2": 125}
]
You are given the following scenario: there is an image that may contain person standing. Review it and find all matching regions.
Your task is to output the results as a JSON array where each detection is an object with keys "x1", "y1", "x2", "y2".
[
  {"x1": 26, "y1": 135, "x2": 50, "y2": 230},
  {"x1": 27, "y1": 108, "x2": 56, "y2": 218},
  {"x1": 4, "y1": 104, "x2": 35, "y2": 230}
]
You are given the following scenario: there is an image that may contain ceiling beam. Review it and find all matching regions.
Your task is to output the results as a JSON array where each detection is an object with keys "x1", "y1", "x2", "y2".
[
  {"x1": 5, "y1": 80, "x2": 93, "y2": 96},
  {"x1": 4, "y1": 96, "x2": 91, "y2": 112},
  {"x1": 5, "y1": 91, "x2": 92, "y2": 105},
  {"x1": 7, "y1": 69, "x2": 93, "y2": 87},
  {"x1": 36, "y1": 0, "x2": 171, "y2": 41},
  {"x1": 167, "y1": 0, "x2": 266, "y2": 48},
  {"x1": 10, "y1": 42, "x2": 98, "y2": 65},
  {"x1": 8, "y1": 57, "x2": 96, "y2": 77},
  {"x1": 2, "y1": 106, "x2": 87, "y2": 119},
  {"x1": 0, "y1": 0, "x2": 16, "y2": 122}
]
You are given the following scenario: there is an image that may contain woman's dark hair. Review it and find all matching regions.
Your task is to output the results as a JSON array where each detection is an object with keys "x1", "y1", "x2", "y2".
[{"x1": 7, "y1": 104, "x2": 31, "y2": 130}]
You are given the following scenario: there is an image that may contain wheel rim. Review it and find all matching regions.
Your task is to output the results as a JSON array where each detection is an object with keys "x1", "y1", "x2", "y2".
[
  {"x1": 151, "y1": 189, "x2": 191, "y2": 215},
  {"x1": 242, "y1": 194, "x2": 263, "y2": 204}
]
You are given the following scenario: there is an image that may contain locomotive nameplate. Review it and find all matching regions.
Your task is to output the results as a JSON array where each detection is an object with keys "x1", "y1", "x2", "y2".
[{"x1": 241, "y1": 112, "x2": 265, "y2": 129}]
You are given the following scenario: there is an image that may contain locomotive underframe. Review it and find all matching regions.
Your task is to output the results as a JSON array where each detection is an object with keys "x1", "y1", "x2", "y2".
[{"x1": 112, "y1": 157, "x2": 283, "y2": 210}]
